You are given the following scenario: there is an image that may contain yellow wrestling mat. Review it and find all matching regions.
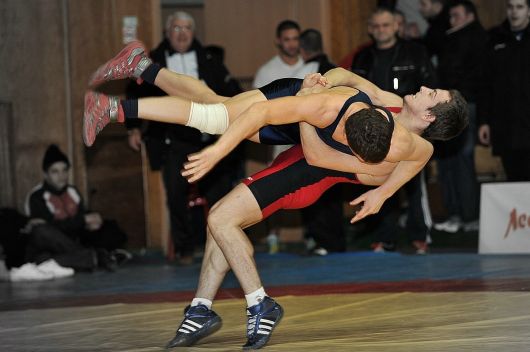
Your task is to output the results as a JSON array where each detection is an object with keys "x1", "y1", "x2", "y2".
[{"x1": 2, "y1": 292, "x2": 530, "y2": 351}]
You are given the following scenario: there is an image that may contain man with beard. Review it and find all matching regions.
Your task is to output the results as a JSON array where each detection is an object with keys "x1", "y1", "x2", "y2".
[{"x1": 252, "y1": 20, "x2": 306, "y2": 89}]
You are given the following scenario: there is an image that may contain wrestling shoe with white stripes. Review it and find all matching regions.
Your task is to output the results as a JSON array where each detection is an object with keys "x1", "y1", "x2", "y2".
[
  {"x1": 165, "y1": 304, "x2": 222, "y2": 348},
  {"x1": 243, "y1": 296, "x2": 284, "y2": 350}
]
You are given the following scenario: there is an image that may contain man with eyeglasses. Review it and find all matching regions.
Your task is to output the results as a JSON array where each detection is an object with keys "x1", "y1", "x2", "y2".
[{"x1": 125, "y1": 11, "x2": 242, "y2": 266}]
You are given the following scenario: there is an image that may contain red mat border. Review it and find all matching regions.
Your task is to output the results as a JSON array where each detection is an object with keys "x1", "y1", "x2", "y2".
[{"x1": 2, "y1": 278, "x2": 530, "y2": 311}]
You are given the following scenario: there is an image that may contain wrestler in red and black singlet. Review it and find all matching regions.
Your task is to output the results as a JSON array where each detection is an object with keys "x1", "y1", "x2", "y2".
[{"x1": 244, "y1": 78, "x2": 397, "y2": 218}]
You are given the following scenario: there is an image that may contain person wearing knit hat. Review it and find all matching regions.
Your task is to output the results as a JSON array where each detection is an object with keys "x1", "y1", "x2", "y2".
[
  {"x1": 41, "y1": 144, "x2": 70, "y2": 192},
  {"x1": 42, "y1": 144, "x2": 70, "y2": 172},
  {"x1": 22, "y1": 144, "x2": 130, "y2": 272}
]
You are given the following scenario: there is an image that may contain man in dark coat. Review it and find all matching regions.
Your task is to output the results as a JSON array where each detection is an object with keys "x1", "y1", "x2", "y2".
[
  {"x1": 126, "y1": 11, "x2": 242, "y2": 264},
  {"x1": 351, "y1": 7, "x2": 438, "y2": 254},
  {"x1": 478, "y1": 0, "x2": 530, "y2": 181},
  {"x1": 433, "y1": 0, "x2": 487, "y2": 233}
]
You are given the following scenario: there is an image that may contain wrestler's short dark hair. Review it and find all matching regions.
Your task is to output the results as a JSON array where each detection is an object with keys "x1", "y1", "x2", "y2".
[
  {"x1": 345, "y1": 108, "x2": 393, "y2": 163},
  {"x1": 422, "y1": 89, "x2": 469, "y2": 141},
  {"x1": 276, "y1": 20, "x2": 300, "y2": 38}
]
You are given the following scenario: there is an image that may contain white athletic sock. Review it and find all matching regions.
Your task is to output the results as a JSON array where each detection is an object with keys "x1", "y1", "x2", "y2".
[
  {"x1": 245, "y1": 287, "x2": 267, "y2": 308},
  {"x1": 191, "y1": 297, "x2": 213, "y2": 309}
]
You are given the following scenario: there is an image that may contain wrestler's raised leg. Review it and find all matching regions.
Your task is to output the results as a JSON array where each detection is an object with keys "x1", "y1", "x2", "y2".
[
  {"x1": 87, "y1": 41, "x2": 259, "y2": 106},
  {"x1": 83, "y1": 88, "x2": 266, "y2": 147}
]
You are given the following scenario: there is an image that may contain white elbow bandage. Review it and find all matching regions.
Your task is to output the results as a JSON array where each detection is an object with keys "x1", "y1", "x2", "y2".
[{"x1": 185, "y1": 102, "x2": 229, "y2": 135}]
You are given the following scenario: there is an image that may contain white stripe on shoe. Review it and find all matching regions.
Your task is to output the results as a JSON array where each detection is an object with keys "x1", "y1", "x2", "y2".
[
  {"x1": 182, "y1": 324, "x2": 197, "y2": 331},
  {"x1": 185, "y1": 320, "x2": 203, "y2": 328}
]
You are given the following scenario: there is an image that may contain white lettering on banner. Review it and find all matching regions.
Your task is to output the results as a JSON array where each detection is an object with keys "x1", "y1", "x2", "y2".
[{"x1": 504, "y1": 208, "x2": 530, "y2": 238}]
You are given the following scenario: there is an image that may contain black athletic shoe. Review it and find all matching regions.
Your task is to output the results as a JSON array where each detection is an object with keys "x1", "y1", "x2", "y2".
[
  {"x1": 165, "y1": 304, "x2": 222, "y2": 348},
  {"x1": 243, "y1": 296, "x2": 284, "y2": 350}
]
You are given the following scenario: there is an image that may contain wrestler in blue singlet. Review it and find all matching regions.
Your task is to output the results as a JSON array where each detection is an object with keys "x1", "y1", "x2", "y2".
[{"x1": 257, "y1": 78, "x2": 394, "y2": 155}]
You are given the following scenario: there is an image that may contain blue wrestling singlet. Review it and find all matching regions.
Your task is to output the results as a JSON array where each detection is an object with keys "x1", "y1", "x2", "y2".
[
  {"x1": 256, "y1": 78, "x2": 394, "y2": 153},
  {"x1": 257, "y1": 78, "x2": 304, "y2": 145}
]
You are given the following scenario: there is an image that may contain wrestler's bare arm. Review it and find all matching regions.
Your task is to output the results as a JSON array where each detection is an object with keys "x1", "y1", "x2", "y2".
[
  {"x1": 350, "y1": 133, "x2": 433, "y2": 222},
  {"x1": 299, "y1": 122, "x2": 396, "y2": 177},
  {"x1": 182, "y1": 93, "x2": 342, "y2": 182},
  {"x1": 323, "y1": 67, "x2": 403, "y2": 107},
  {"x1": 299, "y1": 122, "x2": 433, "y2": 222}
]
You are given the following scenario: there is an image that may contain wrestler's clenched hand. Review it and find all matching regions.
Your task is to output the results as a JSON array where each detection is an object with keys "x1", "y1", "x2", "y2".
[
  {"x1": 301, "y1": 73, "x2": 329, "y2": 90},
  {"x1": 349, "y1": 188, "x2": 387, "y2": 223},
  {"x1": 182, "y1": 145, "x2": 224, "y2": 183}
]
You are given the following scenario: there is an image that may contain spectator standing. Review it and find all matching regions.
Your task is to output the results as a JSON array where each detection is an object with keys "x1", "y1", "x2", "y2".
[
  {"x1": 298, "y1": 29, "x2": 345, "y2": 255},
  {"x1": 252, "y1": 20, "x2": 307, "y2": 251},
  {"x1": 351, "y1": 7, "x2": 437, "y2": 254},
  {"x1": 434, "y1": 0, "x2": 487, "y2": 233},
  {"x1": 252, "y1": 20, "x2": 306, "y2": 88},
  {"x1": 419, "y1": 0, "x2": 450, "y2": 63},
  {"x1": 126, "y1": 11, "x2": 242, "y2": 265},
  {"x1": 478, "y1": 0, "x2": 530, "y2": 181}
]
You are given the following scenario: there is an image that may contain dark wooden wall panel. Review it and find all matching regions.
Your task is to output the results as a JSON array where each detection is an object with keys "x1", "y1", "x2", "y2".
[
  {"x1": 474, "y1": 0, "x2": 507, "y2": 30},
  {"x1": 0, "y1": 103, "x2": 15, "y2": 207},
  {"x1": 204, "y1": 0, "x2": 327, "y2": 79},
  {"x1": 0, "y1": 0, "x2": 160, "y2": 248},
  {"x1": 67, "y1": 0, "x2": 161, "y2": 249},
  {"x1": 328, "y1": 0, "x2": 377, "y2": 66},
  {"x1": 0, "y1": 0, "x2": 68, "y2": 211}
]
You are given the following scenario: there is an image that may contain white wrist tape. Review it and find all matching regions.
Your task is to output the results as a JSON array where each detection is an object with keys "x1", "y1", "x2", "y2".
[{"x1": 186, "y1": 102, "x2": 229, "y2": 135}]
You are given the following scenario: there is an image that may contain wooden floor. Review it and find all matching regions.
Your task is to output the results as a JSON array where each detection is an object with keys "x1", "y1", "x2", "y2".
[
  {"x1": 2, "y1": 252, "x2": 530, "y2": 351},
  {"x1": 2, "y1": 292, "x2": 530, "y2": 351}
]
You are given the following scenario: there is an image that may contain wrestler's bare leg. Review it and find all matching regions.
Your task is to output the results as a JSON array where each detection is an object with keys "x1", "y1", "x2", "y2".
[
  {"x1": 194, "y1": 227, "x2": 231, "y2": 300},
  {"x1": 134, "y1": 90, "x2": 267, "y2": 142},
  {"x1": 166, "y1": 184, "x2": 269, "y2": 349},
  {"x1": 153, "y1": 68, "x2": 228, "y2": 103},
  {"x1": 175, "y1": 183, "x2": 263, "y2": 300},
  {"x1": 205, "y1": 183, "x2": 284, "y2": 350},
  {"x1": 206, "y1": 183, "x2": 265, "y2": 294}
]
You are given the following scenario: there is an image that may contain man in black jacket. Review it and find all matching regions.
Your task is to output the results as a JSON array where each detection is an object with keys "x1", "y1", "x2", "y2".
[
  {"x1": 126, "y1": 11, "x2": 242, "y2": 265},
  {"x1": 419, "y1": 0, "x2": 450, "y2": 62},
  {"x1": 351, "y1": 7, "x2": 437, "y2": 254},
  {"x1": 434, "y1": 0, "x2": 487, "y2": 233},
  {"x1": 478, "y1": 0, "x2": 530, "y2": 181}
]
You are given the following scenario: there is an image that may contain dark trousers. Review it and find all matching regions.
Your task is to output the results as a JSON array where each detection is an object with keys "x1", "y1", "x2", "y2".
[
  {"x1": 500, "y1": 150, "x2": 530, "y2": 182},
  {"x1": 404, "y1": 171, "x2": 431, "y2": 240},
  {"x1": 301, "y1": 185, "x2": 345, "y2": 252},
  {"x1": 162, "y1": 139, "x2": 239, "y2": 256},
  {"x1": 372, "y1": 171, "x2": 431, "y2": 243},
  {"x1": 79, "y1": 219, "x2": 127, "y2": 251},
  {"x1": 436, "y1": 103, "x2": 479, "y2": 222},
  {"x1": 161, "y1": 141, "x2": 201, "y2": 257},
  {"x1": 27, "y1": 224, "x2": 96, "y2": 270}
]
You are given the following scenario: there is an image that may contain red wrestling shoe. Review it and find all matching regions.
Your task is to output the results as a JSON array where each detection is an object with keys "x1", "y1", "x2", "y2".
[
  {"x1": 88, "y1": 41, "x2": 152, "y2": 87},
  {"x1": 83, "y1": 91, "x2": 123, "y2": 147}
]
